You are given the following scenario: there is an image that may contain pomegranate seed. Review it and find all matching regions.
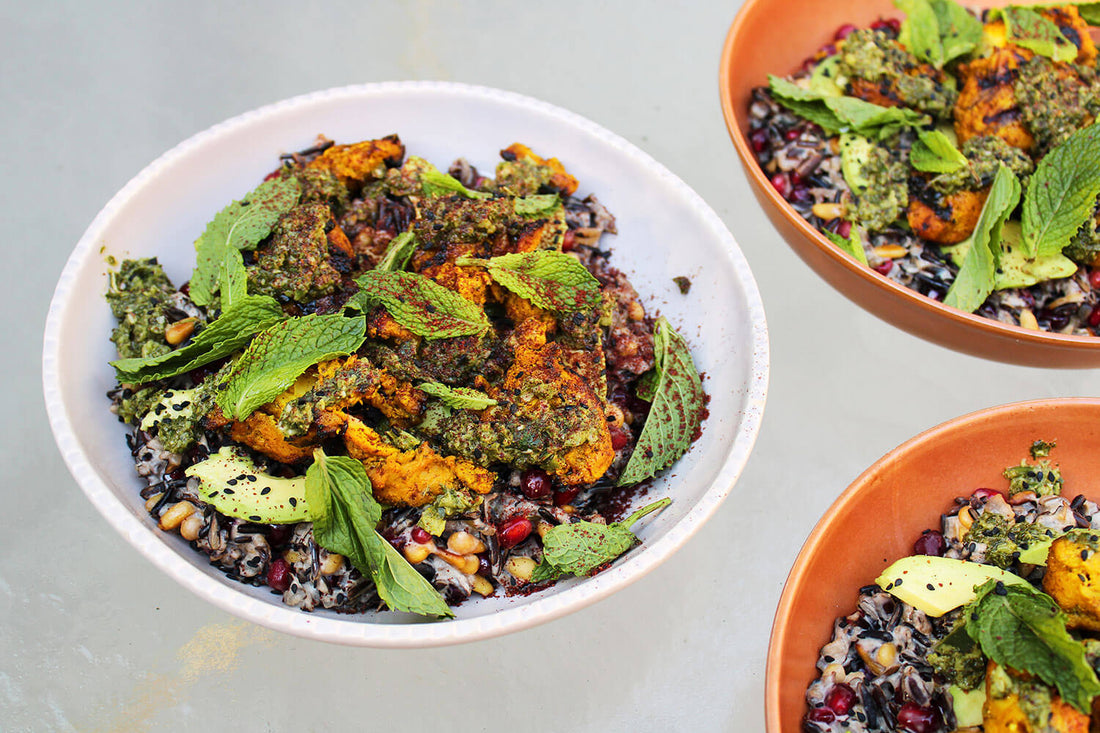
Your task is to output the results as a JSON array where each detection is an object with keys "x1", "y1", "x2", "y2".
[
  {"x1": 805, "y1": 707, "x2": 836, "y2": 724},
  {"x1": 824, "y1": 684, "x2": 856, "y2": 716},
  {"x1": 789, "y1": 187, "x2": 812, "y2": 205},
  {"x1": 972, "y1": 487, "x2": 1001, "y2": 500},
  {"x1": 562, "y1": 229, "x2": 577, "y2": 252},
  {"x1": 801, "y1": 56, "x2": 818, "y2": 73},
  {"x1": 836, "y1": 220, "x2": 852, "y2": 238},
  {"x1": 896, "y1": 703, "x2": 942, "y2": 733},
  {"x1": 785, "y1": 127, "x2": 801, "y2": 141},
  {"x1": 820, "y1": 43, "x2": 837, "y2": 56},
  {"x1": 834, "y1": 23, "x2": 857, "y2": 40},
  {"x1": 477, "y1": 552, "x2": 492, "y2": 576},
  {"x1": 498, "y1": 517, "x2": 533, "y2": 548},
  {"x1": 263, "y1": 169, "x2": 282, "y2": 181},
  {"x1": 1089, "y1": 305, "x2": 1100, "y2": 327},
  {"x1": 913, "y1": 530, "x2": 946, "y2": 557},
  {"x1": 789, "y1": 170, "x2": 804, "y2": 186},
  {"x1": 873, "y1": 261, "x2": 893, "y2": 276},
  {"x1": 520, "y1": 468, "x2": 552, "y2": 500},
  {"x1": 267, "y1": 524, "x2": 293, "y2": 548},
  {"x1": 411, "y1": 527, "x2": 432, "y2": 545},
  {"x1": 1089, "y1": 269, "x2": 1100, "y2": 289},
  {"x1": 179, "y1": 282, "x2": 191, "y2": 296},
  {"x1": 609, "y1": 426, "x2": 631, "y2": 451},
  {"x1": 266, "y1": 558, "x2": 292, "y2": 593},
  {"x1": 888, "y1": 18, "x2": 902, "y2": 33},
  {"x1": 554, "y1": 487, "x2": 581, "y2": 507},
  {"x1": 750, "y1": 128, "x2": 769, "y2": 153},
  {"x1": 770, "y1": 173, "x2": 791, "y2": 200}
]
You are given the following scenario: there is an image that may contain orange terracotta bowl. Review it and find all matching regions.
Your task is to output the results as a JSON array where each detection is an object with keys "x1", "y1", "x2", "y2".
[
  {"x1": 766, "y1": 398, "x2": 1100, "y2": 731},
  {"x1": 719, "y1": 0, "x2": 1100, "y2": 367}
]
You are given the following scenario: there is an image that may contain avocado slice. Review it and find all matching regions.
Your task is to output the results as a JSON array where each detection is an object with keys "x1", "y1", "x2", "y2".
[
  {"x1": 185, "y1": 446, "x2": 311, "y2": 524},
  {"x1": 949, "y1": 685, "x2": 986, "y2": 728},
  {"x1": 840, "y1": 133, "x2": 874, "y2": 195},
  {"x1": 1018, "y1": 533, "x2": 1058, "y2": 565},
  {"x1": 875, "y1": 556, "x2": 1029, "y2": 617}
]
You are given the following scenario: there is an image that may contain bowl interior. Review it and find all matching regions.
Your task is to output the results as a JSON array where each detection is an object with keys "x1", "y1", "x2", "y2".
[
  {"x1": 719, "y1": 0, "x2": 1100, "y2": 366},
  {"x1": 44, "y1": 83, "x2": 768, "y2": 646},
  {"x1": 766, "y1": 398, "x2": 1100, "y2": 731}
]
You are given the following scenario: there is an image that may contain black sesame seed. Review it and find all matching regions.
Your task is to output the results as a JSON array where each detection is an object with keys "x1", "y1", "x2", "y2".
[
  {"x1": 289, "y1": 497, "x2": 297, "y2": 507},
  {"x1": 227, "y1": 479, "x2": 238, "y2": 486},
  {"x1": 994, "y1": 581, "x2": 1007, "y2": 596},
  {"x1": 1083, "y1": 550, "x2": 1090, "y2": 561},
  {"x1": 894, "y1": 578, "x2": 903, "y2": 586},
  {"x1": 223, "y1": 488, "x2": 235, "y2": 495},
  {"x1": 926, "y1": 583, "x2": 936, "y2": 591},
  {"x1": 250, "y1": 515, "x2": 262, "y2": 522},
  {"x1": 260, "y1": 487, "x2": 271, "y2": 495}
]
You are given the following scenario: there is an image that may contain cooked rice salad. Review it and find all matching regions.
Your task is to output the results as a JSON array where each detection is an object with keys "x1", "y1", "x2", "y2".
[
  {"x1": 750, "y1": 2, "x2": 1100, "y2": 335},
  {"x1": 105, "y1": 136, "x2": 705, "y2": 618},
  {"x1": 804, "y1": 441, "x2": 1100, "y2": 731}
]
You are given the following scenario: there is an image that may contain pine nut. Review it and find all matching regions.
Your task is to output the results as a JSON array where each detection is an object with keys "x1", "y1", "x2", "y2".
[
  {"x1": 159, "y1": 501, "x2": 196, "y2": 531},
  {"x1": 437, "y1": 549, "x2": 479, "y2": 575},
  {"x1": 144, "y1": 493, "x2": 164, "y2": 512},
  {"x1": 164, "y1": 318, "x2": 197, "y2": 345},
  {"x1": 179, "y1": 512, "x2": 203, "y2": 541},
  {"x1": 471, "y1": 575, "x2": 494, "y2": 597},
  {"x1": 1018, "y1": 309, "x2": 1039, "y2": 330},
  {"x1": 446, "y1": 531, "x2": 485, "y2": 555},
  {"x1": 812, "y1": 202, "x2": 844, "y2": 221},
  {"x1": 958, "y1": 506, "x2": 974, "y2": 531},
  {"x1": 872, "y1": 244, "x2": 908, "y2": 259},
  {"x1": 536, "y1": 521, "x2": 554, "y2": 539},
  {"x1": 320, "y1": 552, "x2": 344, "y2": 576},
  {"x1": 505, "y1": 555, "x2": 537, "y2": 581},
  {"x1": 403, "y1": 543, "x2": 432, "y2": 565}
]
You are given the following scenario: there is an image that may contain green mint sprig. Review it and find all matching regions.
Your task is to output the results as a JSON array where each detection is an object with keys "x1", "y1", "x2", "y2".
[
  {"x1": 305, "y1": 449, "x2": 453, "y2": 618},
  {"x1": 964, "y1": 580, "x2": 1100, "y2": 713},
  {"x1": 514, "y1": 194, "x2": 561, "y2": 217},
  {"x1": 896, "y1": 0, "x2": 982, "y2": 68},
  {"x1": 944, "y1": 165, "x2": 1021, "y2": 313},
  {"x1": 1022, "y1": 122, "x2": 1100, "y2": 258},
  {"x1": 618, "y1": 318, "x2": 705, "y2": 486},
  {"x1": 910, "y1": 129, "x2": 967, "y2": 173},
  {"x1": 414, "y1": 157, "x2": 491, "y2": 200},
  {"x1": 767, "y1": 76, "x2": 930, "y2": 140},
  {"x1": 994, "y1": 7, "x2": 1078, "y2": 63},
  {"x1": 190, "y1": 176, "x2": 300, "y2": 306},
  {"x1": 218, "y1": 313, "x2": 366, "y2": 420},
  {"x1": 375, "y1": 231, "x2": 417, "y2": 272},
  {"x1": 354, "y1": 270, "x2": 490, "y2": 339},
  {"x1": 530, "y1": 498, "x2": 671, "y2": 581},
  {"x1": 456, "y1": 251, "x2": 602, "y2": 314},
  {"x1": 418, "y1": 382, "x2": 497, "y2": 410}
]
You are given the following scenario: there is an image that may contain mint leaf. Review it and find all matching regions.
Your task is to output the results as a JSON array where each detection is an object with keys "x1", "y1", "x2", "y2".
[
  {"x1": 220, "y1": 247, "x2": 249, "y2": 312},
  {"x1": 911, "y1": 129, "x2": 967, "y2": 173},
  {"x1": 190, "y1": 176, "x2": 300, "y2": 307},
  {"x1": 306, "y1": 450, "x2": 452, "y2": 618},
  {"x1": 996, "y1": 7, "x2": 1078, "y2": 62},
  {"x1": 458, "y1": 251, "x2": 601, "y2": 314},
  {"x1": 824, "y1": 227, "x2": 868, "y2": 265},
  {"x1": 418, "y1": 382, "x2": 496, "y2": 410},
  {"x1": 930, "y1": 0, "x2": 982, "y2": 64},
  {"x1": 768, "y1": 76, "x2": 929, "y2": 140},
  {"x1": 514, "y1": 194, "x2": 560, "y2": 217},
  {"x1": 110, "y1": 295, "x2": 286, "y2": 383},
  {"x1": 966, "y1": 580, "x2": 1100, "y2": 713},
  {"x1": 531, "y1": 498, "x2": 671, "y2": 580},
  {"x1": 354, "y1": 270, "x2": 490, "y2": 339},
  {"x1": 1023, "y1": 122, "x2": 1100, "y2": 258},
  {"x1": 375, "y1": 231, "x2": 416, "y2": 272},
  {"x1": 618, "y1": 318, "x2": 705, "y2": 486},
  {"x1": 944, "y1": 165, "x2": 1021, "y2": 313},
  {"x1": 218, "y1": 314, "x2": 366, "y2": 420},
  {"x1": 414, "y1": 157, "x2": 491, "y2": 200},
  {"x1": 1080, "y1": 4, "x2": 1100, "y2": 26},
  {"x1": 897, "y1": 0, "x2": 944, "y2": 66}
]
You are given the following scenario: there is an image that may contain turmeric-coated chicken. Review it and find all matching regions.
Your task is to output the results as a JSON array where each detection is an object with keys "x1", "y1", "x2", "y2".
[
  {"x1": 907, "y1": 186, "x2": 991, "y2": 245},
  {"x1": 984, "y1": 661, "x2": 1088, "y2": 732},
  {"x1": 954, "y1": 47, "x2": 1035, "y2": 151},
  {"x1": 1042, "y1": 530, "x2": 1100, "y2": 632},
  {"x1": 306, "y1": 134, "x2": 405, "y2": 188}
]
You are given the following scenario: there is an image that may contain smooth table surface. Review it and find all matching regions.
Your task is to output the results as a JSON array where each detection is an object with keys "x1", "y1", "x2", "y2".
[{"x1": 4, "y1": 2, "x2": 1098, "y2": 731}]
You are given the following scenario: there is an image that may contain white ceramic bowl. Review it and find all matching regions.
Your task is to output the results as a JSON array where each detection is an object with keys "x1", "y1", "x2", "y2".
[{"x1": 43, "y1": 81, "x2": 769, "y2": 647}]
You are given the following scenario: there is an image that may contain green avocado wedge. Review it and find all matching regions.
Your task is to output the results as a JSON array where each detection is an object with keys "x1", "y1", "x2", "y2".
[
  {"x1": 185, "y1": 447, "x2": 311, "y2": 524},
  {"x1": 876, "y1": 556, "x2": 1029, "y2": 617}
]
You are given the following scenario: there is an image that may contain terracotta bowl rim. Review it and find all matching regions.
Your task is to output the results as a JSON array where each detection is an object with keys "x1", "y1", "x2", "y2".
[
  {"x1": 764, "y1": 396, "x2": 1100, "y2": 731},
  {"x1": 719, "y1": 0, "x2": 1100, "y2": 355}
]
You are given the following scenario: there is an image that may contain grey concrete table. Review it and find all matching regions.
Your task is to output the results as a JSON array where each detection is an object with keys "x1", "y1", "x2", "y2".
[{"x1": 5, "y1": 2, "x2": 1096, "y2": 730}]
